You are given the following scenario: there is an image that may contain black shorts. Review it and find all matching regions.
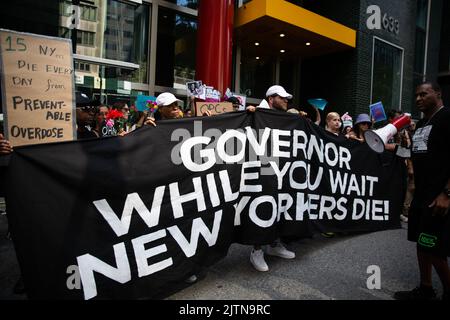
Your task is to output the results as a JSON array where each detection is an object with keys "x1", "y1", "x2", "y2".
[{"x1": 408, "y1": 203, "x2": 450, "y2": 257}]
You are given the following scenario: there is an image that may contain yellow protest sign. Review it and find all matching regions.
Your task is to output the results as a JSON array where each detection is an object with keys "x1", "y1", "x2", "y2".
[{"x1": 0, "y1": 29, "x2": 76, "y2": 147}]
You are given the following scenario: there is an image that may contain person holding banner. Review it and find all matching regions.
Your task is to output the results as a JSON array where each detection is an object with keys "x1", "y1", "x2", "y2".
[
  {"x1": 143, "y1": 92, "x2": 207, "y2": 284},
  {"x1": 394, "y1": 82, "x2": 450, "y2": 301},
  {"x1": 247, "y1": 85, "x2": 296, "y2": 272},
  {"x1": 75, "y1": 92, "x2": 100, "y2": 140},
  {"x1": 143, "y1": 92, "x2": 183, "y2": 126},
  {"x1": 226, "y1": 96, "x2": 241, "y2": 111},
  {"x1": 144, "y1": 93, "x2": 210, "y2": 127},
  {"x1": 325, "y1": 112, "x2": 343, "y2": 136},
  {"x1": 94, "y1": 105, "x2": 111, "y2": 137},
  {"x1": 348, "y1": 113, "x2": 372, "y2": 143},
  {"x1": 321, "y1": 112, "x2": 346, "y2": 238}
]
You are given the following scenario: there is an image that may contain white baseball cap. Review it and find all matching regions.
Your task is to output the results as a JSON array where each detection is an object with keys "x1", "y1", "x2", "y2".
[
  {"x1": 156, "y1": 92, "x2": 182, "y2": 107},
  {"x1": 265, "y1": 85, "x2": 293, "y2": 99}
]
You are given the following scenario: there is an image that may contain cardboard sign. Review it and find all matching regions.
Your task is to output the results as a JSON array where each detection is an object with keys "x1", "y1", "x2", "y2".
[
  {"x1": 369, "y1": 101, "x2": 387, "y2": 123},
  {"x1": 0, "y1": 29, "x2": 76, "y2": 147},
  {"x1": 195, "y1": 102, "x2": 234, "y2": 116}
]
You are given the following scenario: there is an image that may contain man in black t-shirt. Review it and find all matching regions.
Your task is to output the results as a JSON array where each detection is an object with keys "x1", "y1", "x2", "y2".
[{"x1": 394, "y1": 82, "x2": 450, "y2": 301}]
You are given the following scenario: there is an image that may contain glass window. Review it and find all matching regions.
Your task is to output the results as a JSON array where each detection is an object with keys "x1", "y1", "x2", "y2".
[
  {"x1": 76, "y1": 65, "x2": 146, "y2": 105},
  {"x1": 81, "y1": 5, "x2": 97, "y2": 22},
  {"x1": 279, "y1": 58, "x2": 295, "y2": 98},
  {"x1": 164, "y1": 0, "x2": 198, "y2": 10},
  {"x1": 59, "y1": 0, "x2": 150, "y2": 83},
  {"x1": 414, "y1": 30, "x2": 426, "y2": 74},
  {"x1": 156, "y1": 7, "x2": 198, "y2": 89},
  {"x1": 240, "y1": 50, "x2": 275, "y2": 99},
  {"x1": 76, "y1": 62, "x2": 91, "y2": 72},
  {"x1": 76, "y1": 30, "x2": 95, "y2": 46},
  {"x1": 60, "y1": 0, "x2": 72, "y2": 17},
  {"x1": 414, "y1": 0, "x2": 428, "y2": 75},
  {"x1": 412, "y1": 0, "x2": 429, "y2": 118},
  {"x1": 372, "y1": 39, "x2": 403, "y2": 111},
  {"x1": 416, "y1": 0, "x2": 428, "y2": 30}
]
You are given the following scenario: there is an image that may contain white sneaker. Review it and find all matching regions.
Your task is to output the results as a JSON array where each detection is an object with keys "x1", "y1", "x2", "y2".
[
  {"x1": 265, "y1": 241, "x2": 295, "y2": 259},
  {"x1": 250, "y1": 249, "x2": 269, "y2": 272}
]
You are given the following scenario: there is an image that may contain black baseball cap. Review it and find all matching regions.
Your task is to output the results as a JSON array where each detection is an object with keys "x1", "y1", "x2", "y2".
[
  {"x1": 76, "y1": 91, "x2": 101, "y2": 108},
  {"x1": 227, "y1": 96, "x2": 240, "y2": 105}
]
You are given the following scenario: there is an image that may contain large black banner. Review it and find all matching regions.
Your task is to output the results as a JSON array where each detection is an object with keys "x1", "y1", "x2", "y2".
[{"x1": 6, "y1": 109, "x2": 404, "y2": 299}]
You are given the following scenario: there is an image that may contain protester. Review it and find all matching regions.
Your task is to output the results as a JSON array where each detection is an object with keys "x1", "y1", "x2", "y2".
[
  {"x1": 145, "y1": 93, "x2": 209, "y2": 126},
  {"x1": 383, "y1": 110, "x2": 409, "y2": 152},
  {"x1": 113, "y1": 102, "x2": 130, "y2": 121},
  {"x1": 76, "y1": 92, "x2": 100, "y2": 140},
  {"x1": 341, "y1": 112, "x2": 353, "y2": 136},
  {"x1": 247, "y1": 85, "x2": 296, "y2": 272},
  {"x1": 348, "y1": 113, "x2": 372, "y2": 142},
  {"x1": 94, "y1": 105, "x2": 111, "y2": 137},
  {"x1": 111, "y1": 102, "x2": 135, "y2": 135},
  {"x1": 394, "y1": 82, "x2": 450, "y2": 301},
  {"x1": 148, "y1": 92, "x2": 183, "y2": 122},
  {"x1": 226, "y1": 96, "x2": 241, "y2": 111},
  {"x1": 144, "y1": 91, "x2": 208, "y2": 283},
  {"x1": 385, "y1": 112, "x2": 414, "y2": 222},
  {"x1": 320, "y1": 111, "x2": 346, "y2": 238},
  {"x1": 325, "y1": 112, "x2": 342, "y2": 135},
  {"x1": 402, "y1": 120, "x2": 417, "y2": 222}
]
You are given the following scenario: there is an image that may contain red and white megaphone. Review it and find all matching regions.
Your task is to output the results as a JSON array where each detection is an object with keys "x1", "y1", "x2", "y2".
[{"x1": 364, "y1": 114, "x2": 411, "y2": 153}]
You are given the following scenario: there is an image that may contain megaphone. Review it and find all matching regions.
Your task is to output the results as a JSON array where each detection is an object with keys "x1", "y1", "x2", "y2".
[{"x1": 364, "y1": 114, "x2": 411, "y2": 153}]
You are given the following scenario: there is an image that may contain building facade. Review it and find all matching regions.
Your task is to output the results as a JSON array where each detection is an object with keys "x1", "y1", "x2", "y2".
[{"x1": 0, "y1": 0, "x2": 448, "y2": 120}]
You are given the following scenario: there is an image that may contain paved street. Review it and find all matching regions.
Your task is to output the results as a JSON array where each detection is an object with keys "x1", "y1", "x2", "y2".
[
  {"x1": 0, "y1": 206, "x2": 447, "y2": 300},
  {"x1": 168, "y1": 224, "x2": 447, "y2": 300}
]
